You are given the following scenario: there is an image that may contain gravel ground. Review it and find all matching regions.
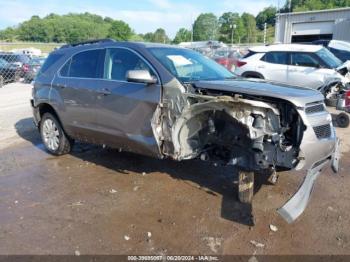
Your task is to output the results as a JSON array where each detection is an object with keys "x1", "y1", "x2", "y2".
[{"x1": 0, "y1": 83, "x2": 349, "y2": 255}]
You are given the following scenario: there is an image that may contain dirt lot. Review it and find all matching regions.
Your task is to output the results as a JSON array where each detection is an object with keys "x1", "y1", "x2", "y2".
[{"x1": 0, "y1": 83, "x2": 349, "y2": 255}]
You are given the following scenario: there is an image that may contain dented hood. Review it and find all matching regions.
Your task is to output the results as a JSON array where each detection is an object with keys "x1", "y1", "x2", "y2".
[{"x1": 193, "y1": 79, "x2": 324, "y2": 107}]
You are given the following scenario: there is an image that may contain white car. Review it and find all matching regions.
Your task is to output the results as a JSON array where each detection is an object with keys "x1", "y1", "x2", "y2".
[{"x1": 235, "y1": 44, "x2": 350, "y2": 91}]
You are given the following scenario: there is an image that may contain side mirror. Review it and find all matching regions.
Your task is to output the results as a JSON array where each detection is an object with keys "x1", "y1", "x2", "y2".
[{"x1": 126, "y1": 70, "x2": 157, "y2": 85}]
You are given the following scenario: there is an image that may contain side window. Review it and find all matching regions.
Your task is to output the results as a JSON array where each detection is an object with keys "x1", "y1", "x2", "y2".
[
  {"x1": 263, "y1": 52, "x2": 288, "y2": 65},
  {"x1": 60, "y1": 59, "x2": 71, "y2": 77},
  {"x1": 39, "y1": 53, "x2": 64, "y2": 75},
  {"x1": 104, "y1": 48, "x2": 155, "y2": 81},
  {"x1": 69, "y1": 49, "x2": 104, "y2": 78},
  {"x1": 290, "y1": 53, "x2": 319, "y2": 68}
]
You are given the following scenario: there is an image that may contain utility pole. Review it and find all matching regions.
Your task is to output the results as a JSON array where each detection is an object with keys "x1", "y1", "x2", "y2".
[
  {"x1": 230, "y1": 24, "x2": 237, "y2": 46},
  {"x1": 264, "y1": 23, "x2": 267, "y2": 44}
]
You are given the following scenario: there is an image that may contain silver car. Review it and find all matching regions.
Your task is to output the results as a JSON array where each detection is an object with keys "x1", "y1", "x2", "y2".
[{"x1": 31, "y1": 40, "x2": 340, "y2": 223}]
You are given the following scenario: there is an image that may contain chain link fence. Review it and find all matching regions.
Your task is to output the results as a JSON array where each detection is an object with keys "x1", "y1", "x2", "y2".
[{"x1": 0, "y1": 51, "x2": 47, "y2": 88}]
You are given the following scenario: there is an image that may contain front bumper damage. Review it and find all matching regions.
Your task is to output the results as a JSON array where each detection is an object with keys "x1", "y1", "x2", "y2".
[{"x1": 277, "y1": 138, "x2": 341, "y2": 223}]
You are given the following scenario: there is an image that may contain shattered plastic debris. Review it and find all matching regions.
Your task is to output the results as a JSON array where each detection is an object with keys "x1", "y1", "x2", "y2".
[
  {"x1": 142, "y1": 172, "x2": 147, "y2": 176},
  {"x1": 74, "y1": 250, "x2": 80, "y2": 256},
  {"x1": 147, "y1": 232, "x2": 152, "y2": 238},
  {"x1": 70, "y1": 201, "x2": 84, "y2": 206},
  {"x1": 133, "y1": 186, "x2": 140, "y2": 191},
  {"x1": 269, "y1": 224, "x2": 278, "y2": 232},
  {"x1": 250, "y1": 240, "x2": 265, "y2": 248},
  {"x1": 109, "y1": 189, "x2": 117, "y2": 194}
]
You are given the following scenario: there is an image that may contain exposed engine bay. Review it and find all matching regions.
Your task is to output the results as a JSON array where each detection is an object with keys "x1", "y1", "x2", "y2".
[{"x1": 152, "y1": 80, "x2": 305, "y2": 172}]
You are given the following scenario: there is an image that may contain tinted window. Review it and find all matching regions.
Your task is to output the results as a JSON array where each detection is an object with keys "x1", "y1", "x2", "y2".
[
  {"x1": 290, "y1": 53, "x2": 319, "y2": 67},
  {"x1": 104, "y1": 48, "x2": 154, "y2": 81},
  {"x1": 39, "y1": 53, "x2": 64, "y2": 75},
  {"x1": 263, "y1": 52, "x2": 288, "y2": 65},
  {"x1": 60, "y1": 59, "x2": 71, "y2": 77},
  {"x1": 69, "y1": 49, "x2": 104, "y2": 78}
]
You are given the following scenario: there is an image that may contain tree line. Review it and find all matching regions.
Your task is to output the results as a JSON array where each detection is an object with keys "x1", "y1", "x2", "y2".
[{"x1": 0, "y1": 0, "x2": 348, "y2": 44}]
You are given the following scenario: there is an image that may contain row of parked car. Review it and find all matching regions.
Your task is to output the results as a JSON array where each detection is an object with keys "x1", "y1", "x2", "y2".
[{"x1": 0, "y1": 52, "x2": 45, "y2": 87}]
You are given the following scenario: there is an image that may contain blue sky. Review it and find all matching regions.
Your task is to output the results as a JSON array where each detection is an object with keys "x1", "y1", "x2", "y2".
[{"x1": 0, "y1": 0, "x2": 279, "y2": 37}]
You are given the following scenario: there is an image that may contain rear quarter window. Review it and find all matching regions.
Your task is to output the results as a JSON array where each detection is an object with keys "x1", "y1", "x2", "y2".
[{"x1": 39, "y1": 53, "x2": 64, "y2": 75}]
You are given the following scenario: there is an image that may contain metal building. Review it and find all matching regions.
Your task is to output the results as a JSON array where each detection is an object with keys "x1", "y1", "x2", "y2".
[{"x1": 275, "y1": 7, "x2": 350, "y2": 44}]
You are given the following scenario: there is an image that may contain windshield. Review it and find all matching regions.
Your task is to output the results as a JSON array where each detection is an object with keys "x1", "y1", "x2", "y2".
[
  {"x1": 316, "y1": 47, "x2": 342, "y2": 68},
  {"x1": 149, "y1": 47, "x2": 234, "y2": 82}
]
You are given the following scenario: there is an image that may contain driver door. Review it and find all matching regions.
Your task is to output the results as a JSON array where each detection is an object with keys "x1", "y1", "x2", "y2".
[{"x1": 94, "y1": 48, "x2": 161, "y2": 157}]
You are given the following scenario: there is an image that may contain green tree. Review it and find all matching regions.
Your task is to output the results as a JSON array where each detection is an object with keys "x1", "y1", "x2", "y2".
[
  {"x1": 256, "y1": 6, "x2": 277, "y2": 30},
  {"x1": 107, "y1": 20, "x2": 132, "y2": 41},
  {"x1": 152, "y1": 28, "x2": 169, "y2": 43},
  {"x1": 173, "y1": 28, "x2": 192, "y2": 44},
  {"x1": 218, "y1": 12, "x2": 245, "y2": 44},
  {"x1": 193, "y1": 13, "x2": 219, "y2": 41},
  {"x1": 241, "y1": 13, "x2": 257, "y2": 43}
]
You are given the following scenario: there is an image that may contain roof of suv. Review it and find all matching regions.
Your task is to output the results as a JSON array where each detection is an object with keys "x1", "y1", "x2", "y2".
[{"x1": 249, "y1": 44, "x2": 323, "y2": 53}]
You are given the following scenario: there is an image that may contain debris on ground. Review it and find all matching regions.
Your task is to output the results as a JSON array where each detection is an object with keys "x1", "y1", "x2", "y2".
[
  {"x1": 69, "y1": 201, "x2": 84, "y2": 207},
  {"x1": 147, "y1": 232, "x2": 152, "y2": 238},
  {"x1": 250, "y1": 240, "x2": 265, "y2": 248},
  {"x1": 133, "y1": 186, "x2": 139, "y2": 191},
  {"x1": 142, "y1": 172, "x2": 147, "y2": 176},
  {"x1": 269, "y1": 224, "x2": 278, "y2": 232},
  {"x1": 74, "y1": 250, "x2": 80, "y2": 256},
  {"x1": 124, "y1": 235, "x2": 130, "y2": 241},
  {"x1": 203, "y1": 237, "x2": 222, "y2": 253},
  {"x1": 109, "y1": 189, "x2": 117, "y2": 194}
]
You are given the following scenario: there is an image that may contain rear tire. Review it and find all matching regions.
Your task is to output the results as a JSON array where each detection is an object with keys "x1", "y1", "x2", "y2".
[
  {"x1": 336, "y1": 113, "x2": 350, "y2": 128},
  {"x1": 238, "y1": 171, "x2": 254, "y2": 203},
  {"x1": 40, "y1": 113, "x2": 73, "y2": 155}
]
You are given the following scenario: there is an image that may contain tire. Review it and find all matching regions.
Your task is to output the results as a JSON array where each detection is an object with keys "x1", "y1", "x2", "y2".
[
  {"x1": 40, "y1": 113, "x2": 74, "y2": 155},
  {"x1": 0, "y1": 76, "x2": 3, "y2": 88},
  {"x1": 336, "y1": 113, "x2": 350, "y2": 128},
  {"x1": 238, "y1": 171, "x2": 254, "y2": 204}
]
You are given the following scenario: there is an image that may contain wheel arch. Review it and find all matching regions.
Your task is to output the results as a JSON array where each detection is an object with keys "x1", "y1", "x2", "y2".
[{"x1": 242, "y1": 71, "x2": 265, "y2": 79}]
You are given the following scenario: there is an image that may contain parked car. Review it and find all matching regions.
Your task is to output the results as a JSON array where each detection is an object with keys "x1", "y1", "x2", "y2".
[
  {"x1": 24, "y1": 57, "x2": 46, "y2": 82},
  {"x1": 0, "y1": 52, "x2": 31, "y2": 77},
  {"x1": 212, "y1": 49, "x2": 242, "y2": 71},
  {"x1": 312, "y1": 40, "x2": 350, "y2": 63},
  {"x1": 0, "y1": 58, "x2": 20, "y2": 88},
  {"x1": 31, "y1": 39, "x2": 340, "y2": 223},
  {"x1": 234, "y1": 44, "x2": 350, "y2": 96}
]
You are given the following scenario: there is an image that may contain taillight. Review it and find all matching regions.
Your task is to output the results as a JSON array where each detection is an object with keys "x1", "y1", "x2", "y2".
[
  {"x1": 345, "y1": 90, "x2": 350, "y2": 107},
  {"x1": 23, "y1": 64, "x2": 29, "y2": 72},
  {"x1": 236, "y1": 60, "x2": 247, "y2": 67}
]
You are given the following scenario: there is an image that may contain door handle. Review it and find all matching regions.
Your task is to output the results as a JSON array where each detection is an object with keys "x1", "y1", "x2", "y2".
[{"x1": 98, "y1": 88, "x2": 112, "y2": 95}]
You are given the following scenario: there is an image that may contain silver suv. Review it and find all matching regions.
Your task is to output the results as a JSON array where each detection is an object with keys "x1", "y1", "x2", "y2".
[{"x1": 31, "y1": 39, "x2": 340, "y2": 223}]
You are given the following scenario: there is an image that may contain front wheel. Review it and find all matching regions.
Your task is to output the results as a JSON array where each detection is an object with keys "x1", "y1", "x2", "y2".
[
  {"x1": 40, "y1": 113, "x2": 74, "y2": 155},
  {"x1": 238, "y1": 171, "x2": 254, "y2": 203}
]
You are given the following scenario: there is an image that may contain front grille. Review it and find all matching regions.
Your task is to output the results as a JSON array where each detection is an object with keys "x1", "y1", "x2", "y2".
[
  {"x1": 313, "y1": 124, "x2": 332, "y2": 139},
  {"x1": 305, "y1": 103, "x2": 325, "y2": 114}
]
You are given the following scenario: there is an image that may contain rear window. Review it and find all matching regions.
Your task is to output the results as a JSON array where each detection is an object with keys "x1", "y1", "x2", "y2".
[
  {"x1": 263, "y1": 52, "x2": 288, "y2": 65},
  {"x1": 39, "y1": 53, "x2": 64, "y2": 75}
]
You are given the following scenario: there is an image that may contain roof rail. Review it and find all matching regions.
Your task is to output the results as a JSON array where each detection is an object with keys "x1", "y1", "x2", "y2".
[{"x1": 60, "y1": 38, "x2": 116, "y2": 49}]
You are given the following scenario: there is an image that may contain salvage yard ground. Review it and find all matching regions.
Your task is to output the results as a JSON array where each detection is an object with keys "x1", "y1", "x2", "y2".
[{"x1": 0, "y1": 83, "x2": 350, "y2": 255}]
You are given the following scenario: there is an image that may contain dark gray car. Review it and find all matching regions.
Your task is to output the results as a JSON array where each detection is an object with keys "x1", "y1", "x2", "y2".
[{"x1": 31, "y1": 39, "x2": 340, "y2": 223}]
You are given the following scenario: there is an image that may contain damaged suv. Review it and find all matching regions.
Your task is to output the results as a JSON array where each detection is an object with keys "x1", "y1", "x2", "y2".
[{"x1": 31, "y1": 39, "x2": 340, "y2": 223}]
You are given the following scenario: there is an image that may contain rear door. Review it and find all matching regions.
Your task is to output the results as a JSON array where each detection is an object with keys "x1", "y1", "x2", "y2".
[
  {"x1": 52, "y1": 48, "x2": 105, "y2": 141},
  {"x1": 287, "y1": 52, "x2": 323, "y2": 88},
  {"x1": 261, "y1": 52, "x2": 289, "y2": 83},
  {"x1": 94, "y1": 47, "x2": 161, "y2": 156}
]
